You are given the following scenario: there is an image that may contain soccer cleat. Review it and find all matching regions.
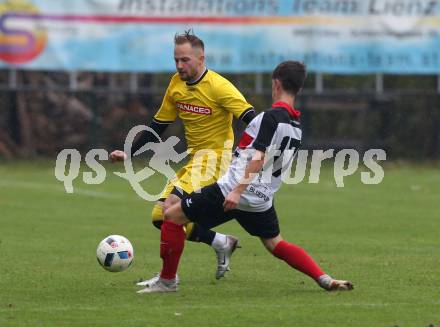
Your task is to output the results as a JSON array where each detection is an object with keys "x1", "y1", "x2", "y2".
[
  {"x1": 318, "y1": 274, "x2": 354, "y2": 291},
  {"x1": 214, "y1": 235, "x2": 240, "y2": 279},
  {"x1": 136, "y1": 277, "x2": 178, "y2": 294},
  {"x1": 136, "y1": 272, "x2": 180, "y2": 287}
]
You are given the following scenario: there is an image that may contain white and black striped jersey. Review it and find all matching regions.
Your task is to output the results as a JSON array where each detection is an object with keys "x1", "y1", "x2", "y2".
[{"x1": 217, "y1": 102, "x2": 302, "y2": 212}]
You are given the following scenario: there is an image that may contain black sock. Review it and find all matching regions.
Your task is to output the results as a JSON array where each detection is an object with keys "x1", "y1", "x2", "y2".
[{"x1": 187, "y1": 223, "x2": 216, "y2": 245}]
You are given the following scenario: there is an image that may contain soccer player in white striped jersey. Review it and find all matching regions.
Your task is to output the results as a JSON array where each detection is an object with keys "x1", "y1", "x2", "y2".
[{"x1": 138, "y1": 61, "x2": 354, "y2": 294}]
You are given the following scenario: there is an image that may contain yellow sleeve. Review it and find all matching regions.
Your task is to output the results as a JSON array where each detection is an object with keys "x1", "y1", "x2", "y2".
[
  {"x1": 153, "y1": 82, "x2": 177, "y2": 122},
  {"x1": 217, "y1": 81, "x2": 253, "y2": 119}
]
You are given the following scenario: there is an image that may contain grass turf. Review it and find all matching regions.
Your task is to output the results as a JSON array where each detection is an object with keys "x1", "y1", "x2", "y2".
[{"x1": 0, "y1": 160, "x2": 439, "y2": 326}]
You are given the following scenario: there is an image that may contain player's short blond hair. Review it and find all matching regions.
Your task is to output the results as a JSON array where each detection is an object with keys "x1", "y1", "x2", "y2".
[{"x1": 174, "y1": 29, "x2": 204, "y2": 51}]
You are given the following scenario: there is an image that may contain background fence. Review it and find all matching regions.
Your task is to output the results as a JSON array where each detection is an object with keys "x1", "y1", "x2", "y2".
[
  {"x1": 1, "y1": 0, "x2": 440, "y2": 160},
  {"x1": 1, "y1": 69, "x2": 439, "y2": 160}
]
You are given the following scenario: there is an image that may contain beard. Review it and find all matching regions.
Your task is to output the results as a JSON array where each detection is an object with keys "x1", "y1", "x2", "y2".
[
  {"x1": 178, "y1": 68, "x2": 199, "y2": 82},
  {"x1": 178, "y1": 71, "x2": 191, "y2": 81}
]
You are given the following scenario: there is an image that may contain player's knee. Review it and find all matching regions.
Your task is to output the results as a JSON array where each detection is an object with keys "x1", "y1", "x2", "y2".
[
  {"x1": 151, "y1": 203, "x2": 164, "y2": 230},
  {"x1": 164, "y1": 193, "x2": 181, "y2": 210},
  {"x1": 163, "y1": 194, "x2": 183, "y2": 222},
  {"x1": 163, "y1": 206, "x2": 177, "y2": 222},
  {"x1": 163, "y1": 207, "x2": 172, "y2": 221},
  {"x1": 261, "y1": 235, "x2": 283, "y2": 253}
]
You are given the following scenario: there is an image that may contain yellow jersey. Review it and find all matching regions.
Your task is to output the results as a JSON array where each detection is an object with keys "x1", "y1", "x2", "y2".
[{"x1": 154, "y1": 69, "x2": 253, "y2": 153}]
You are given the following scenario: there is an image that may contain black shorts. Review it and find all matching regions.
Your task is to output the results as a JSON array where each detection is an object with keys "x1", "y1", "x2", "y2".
[{"x1": 181, "y1": 183, "x2": 280, "y2": 239}]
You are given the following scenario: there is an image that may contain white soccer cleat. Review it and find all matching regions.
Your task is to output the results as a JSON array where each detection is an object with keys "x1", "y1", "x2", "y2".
[
  {"x1": 318, "y1": 275, "x2": 354, "y2": 291},
  {"x1": 136, "y1": 277, "x2": 178, "y2": 294},
  {"x1": 136, "y1": 272, "x2": 180, "y2": 287},
  {"x1": 215, "y1": 235, "x2": 240, "y2": 279}
]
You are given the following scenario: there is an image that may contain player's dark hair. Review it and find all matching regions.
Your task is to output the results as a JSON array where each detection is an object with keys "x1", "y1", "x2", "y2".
[
  {"x1": 174, "y1": 29, "x2": 204, "y2": 51},
  {"x1": 272, "y1": 61, "x2": 306, "y2": 96}
]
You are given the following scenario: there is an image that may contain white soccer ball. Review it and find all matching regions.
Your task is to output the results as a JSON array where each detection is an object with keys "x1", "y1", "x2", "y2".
[{"x1": 96, "y1": 235, "x2": 134, "y2": 272}]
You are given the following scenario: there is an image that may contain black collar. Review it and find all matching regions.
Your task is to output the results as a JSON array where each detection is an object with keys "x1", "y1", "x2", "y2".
[{"x1": 186, "y1": 68, "x2": 208, "y2": 86}]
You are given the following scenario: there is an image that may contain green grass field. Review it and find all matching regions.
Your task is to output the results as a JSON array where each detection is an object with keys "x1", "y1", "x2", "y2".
[{"x1": 1, "y1": 160, "x2": 439, "y2": 326}]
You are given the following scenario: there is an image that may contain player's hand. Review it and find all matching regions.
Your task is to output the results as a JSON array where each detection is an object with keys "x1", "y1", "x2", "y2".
[
  {"x1": 109, "y1": 150, "x2": 127, "y2": 163},
  {"x1": 223, "y1": 190, "x2": 241, "y2": 211}
]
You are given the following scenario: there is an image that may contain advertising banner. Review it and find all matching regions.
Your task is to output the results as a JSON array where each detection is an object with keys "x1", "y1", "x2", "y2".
[{"x1": 0, "y1": 0, "x2": 439, "y2": 73}]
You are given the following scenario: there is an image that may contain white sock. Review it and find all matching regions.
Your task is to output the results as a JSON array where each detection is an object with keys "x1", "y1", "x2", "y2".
[
  {"x1": 318, "y1": 274, "x2": 332, "y2": 289},
  {"x1": 211, "y1": 233, "x2": 227, "y2": 250}
]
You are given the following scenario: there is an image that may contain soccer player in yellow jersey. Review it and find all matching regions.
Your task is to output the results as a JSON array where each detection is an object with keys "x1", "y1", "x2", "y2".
[{"x1": 110, "y1": 30, "x2": 255, "y2": 283}]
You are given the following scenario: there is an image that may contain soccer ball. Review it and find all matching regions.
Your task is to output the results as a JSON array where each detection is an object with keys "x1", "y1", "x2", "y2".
[{"x1": 96, "y1": 235, "x2": 134, "y2": 272}]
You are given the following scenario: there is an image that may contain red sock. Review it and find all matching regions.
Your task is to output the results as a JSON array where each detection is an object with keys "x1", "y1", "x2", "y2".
[
  {"x1": 272, "y1": 240, "x2": 325, "y2": 281},
  {"x1": 160, "y1": 220, "x2": 185, "y2": 280}
]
